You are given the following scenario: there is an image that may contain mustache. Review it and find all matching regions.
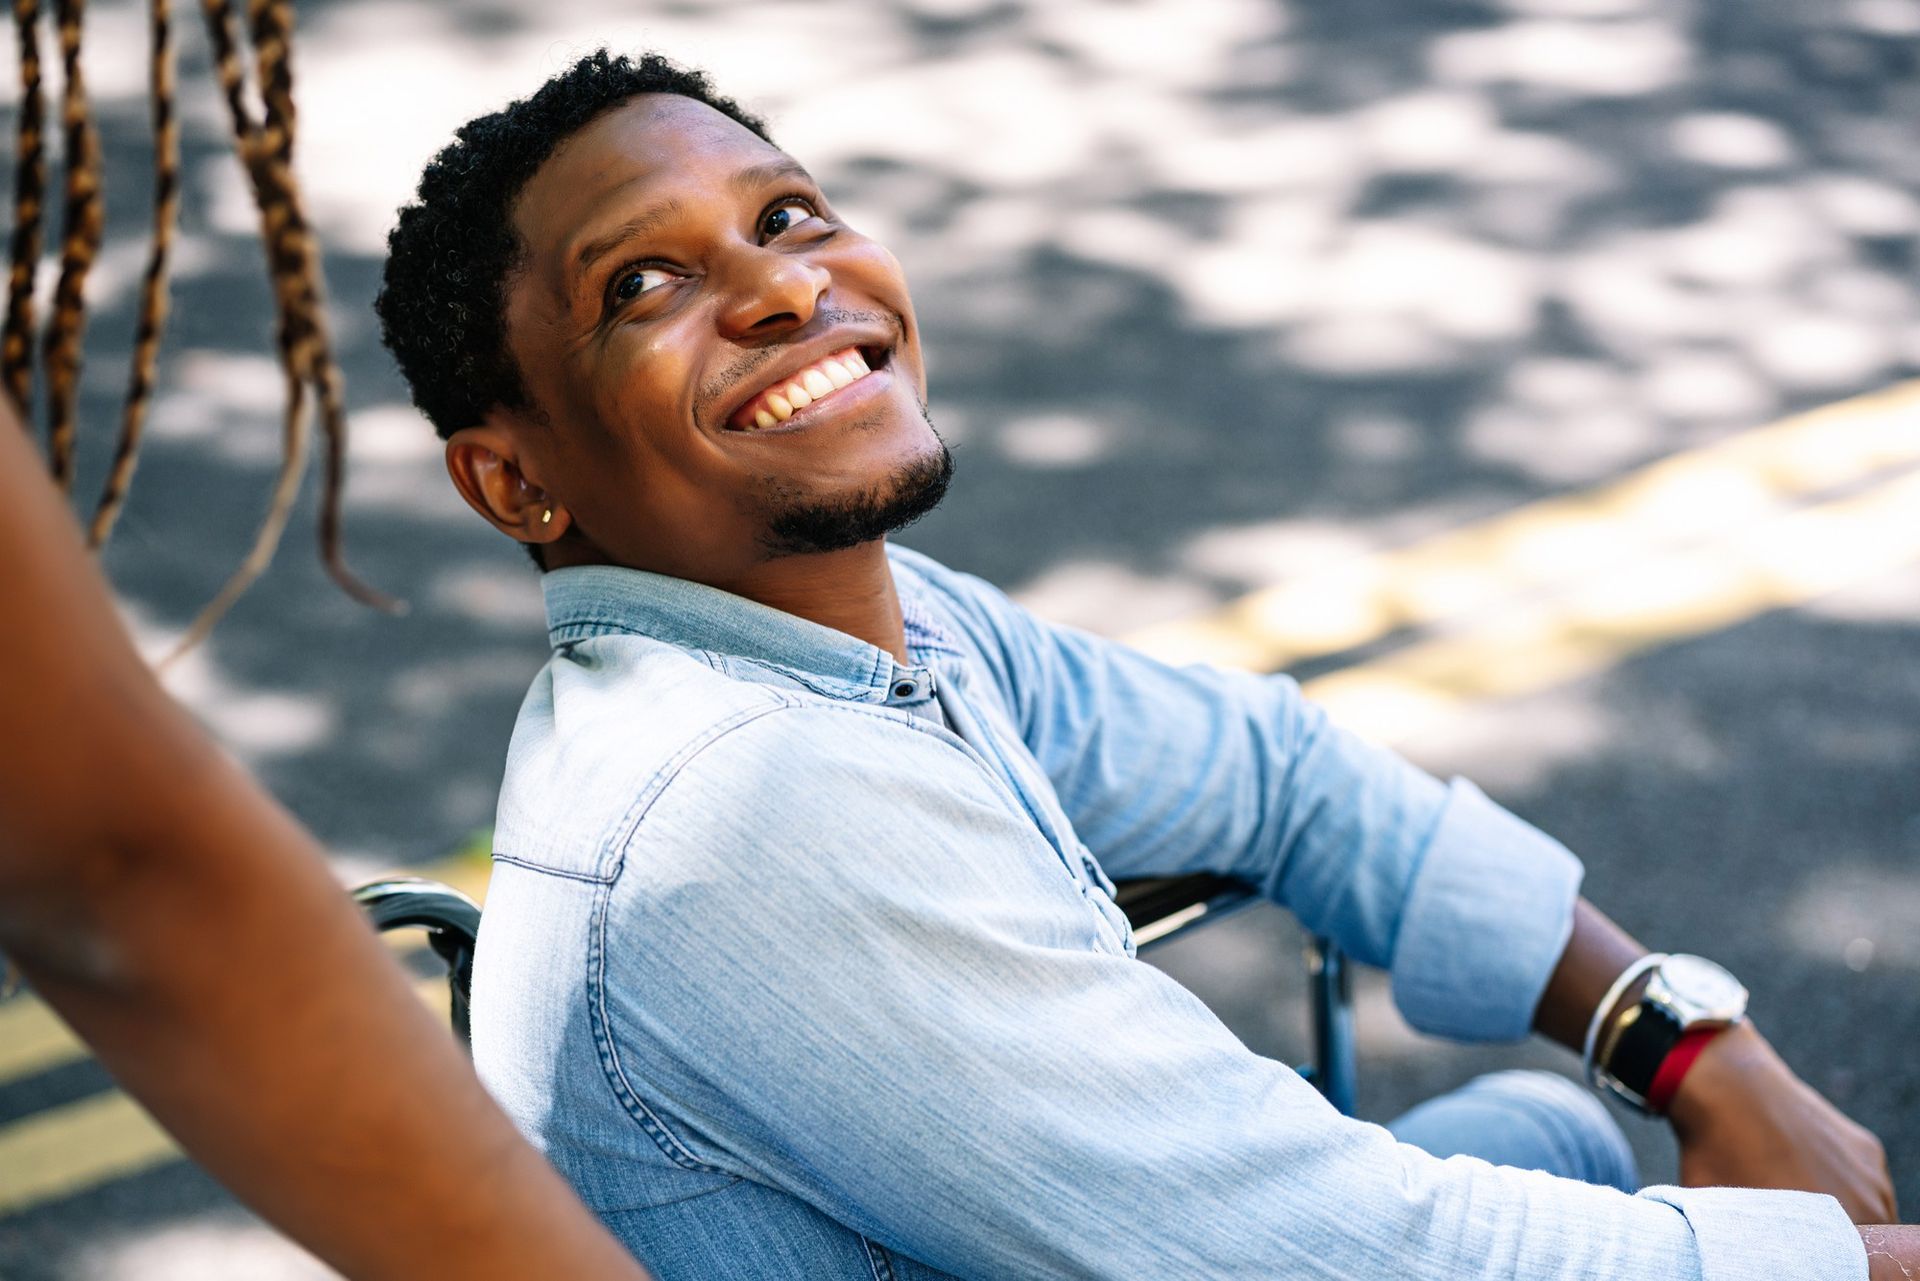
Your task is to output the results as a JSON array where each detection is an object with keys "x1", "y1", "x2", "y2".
[{"x1": 698, "y1": 308, "x2": 902, "y2": 413}]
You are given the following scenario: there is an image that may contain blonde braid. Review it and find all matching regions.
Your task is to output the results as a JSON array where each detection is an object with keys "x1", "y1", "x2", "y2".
[
  {"x1": 2, "y1": 0, "x2": 45, "y2": 418},
  {"x1": 3, "y1": 0, "x2": 397, "y2": 652},
  {"x1": 40, "y1": 0, "x2": 103, "y2": 491},
  {"x1": 199, "y1": 0, "x2": 254, "y2": 138},
  {"x1": 168, "y1": 0, "x2": 396, "y2": 658},
  {"x1": 249, "y1": 0, "x2": 390, "y2": 608},
  {"x1": 87, "y1": 0, "x2": 179, "y2": 547}
]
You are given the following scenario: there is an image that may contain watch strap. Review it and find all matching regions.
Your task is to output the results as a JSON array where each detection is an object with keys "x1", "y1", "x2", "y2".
[
  {"x1": 1603, "y1": 1000, "x2": 1685, "y2": 1107},
  {"x1": 1582, "y1": 953, "x2": 1665, "y2": 1089},
  {"x1": 1644, "y1": 1025, "x2": 1722, "y2": 1115}
]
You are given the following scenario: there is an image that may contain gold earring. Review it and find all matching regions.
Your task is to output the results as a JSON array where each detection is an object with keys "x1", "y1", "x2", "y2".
[{"x1": 541, "y1": 508, "x2": 553, "y2": 525}]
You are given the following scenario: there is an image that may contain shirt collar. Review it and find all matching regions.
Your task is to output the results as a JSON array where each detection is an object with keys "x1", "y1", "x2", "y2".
[{"x1": 541, "y1": 553, "x2": 953, "y2": 701}]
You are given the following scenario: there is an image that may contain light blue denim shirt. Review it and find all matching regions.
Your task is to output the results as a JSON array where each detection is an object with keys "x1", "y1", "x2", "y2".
[{"x1": 472, "y1": 544, "x2": 1864, "y2": 1280}]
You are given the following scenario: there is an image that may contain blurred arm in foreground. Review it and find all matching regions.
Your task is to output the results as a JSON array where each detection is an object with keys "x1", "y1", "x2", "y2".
[{"x1": 0, "y1": 406, "x2": 649, "y2": 1279}]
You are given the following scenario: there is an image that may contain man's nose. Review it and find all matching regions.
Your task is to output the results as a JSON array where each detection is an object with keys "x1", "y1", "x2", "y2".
[{"x1": 716, "y1": 248, "x2": 831, "y2": 339}]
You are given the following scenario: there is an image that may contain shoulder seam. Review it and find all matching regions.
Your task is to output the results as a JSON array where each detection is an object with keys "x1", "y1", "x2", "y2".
[
  {"x1": 495, "y1": 669, "x2": 787, "y2": 882},
  {"x1": 593, "y1": 686, "x2": 796, "y2": 879},
  {"x1": 488, "y1": 854, "x2": 607, "y2": 884}
]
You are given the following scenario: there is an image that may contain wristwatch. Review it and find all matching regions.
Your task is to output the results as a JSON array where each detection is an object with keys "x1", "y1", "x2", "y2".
[{"x1": 1592, "y1": 954, "x2": 1748, "y2": 1115}]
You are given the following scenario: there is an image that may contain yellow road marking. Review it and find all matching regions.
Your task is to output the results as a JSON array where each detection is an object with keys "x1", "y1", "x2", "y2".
[
  {"x1": 0, "y1": 995, "x2": 82, "y2": 1084},
  {"x1": 1299, "y1": 466, "x2": 1920, "y2": 745},
  {"x1": 1126, "y1": 379, "x2": 1920, "y2": 671},
  {"x1": 0, "y1": 976, "x2": 460, "y2": 1217},
  {"x1": 3, "y1": 381, "x2": 1916, "y2": 1217},
  {"x1": 0, "y1": 1091, "x2": 176, "y2": 1216},
  {"x1": 406, "y1": 841, "x2": 493, "y2": 903}
]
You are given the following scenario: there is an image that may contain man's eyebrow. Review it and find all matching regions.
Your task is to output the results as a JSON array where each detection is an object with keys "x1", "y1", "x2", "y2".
[
  {"x1": 729, "y1": 157, "x2": 814, "y2": 194},
  {"x1": 568, "y1": 198, "x2": 687, "y2": 293},
  {"x1": 566, "y1": 158, "x2": 818, "y2": 295}
]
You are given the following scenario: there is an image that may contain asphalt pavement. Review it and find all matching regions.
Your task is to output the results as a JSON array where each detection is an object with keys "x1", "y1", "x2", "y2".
[{"x1": 2, "y1": 0, "x2": 1917, "y2": 1275}]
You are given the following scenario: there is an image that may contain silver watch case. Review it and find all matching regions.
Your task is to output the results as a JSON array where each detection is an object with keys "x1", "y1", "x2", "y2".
[
  {"x1": 1647, "y1": 953, "x2": 1749, "y2": 1027},
  {"x1": 1595, "y1": 953, "x2": 1749, "y2": 1112}
]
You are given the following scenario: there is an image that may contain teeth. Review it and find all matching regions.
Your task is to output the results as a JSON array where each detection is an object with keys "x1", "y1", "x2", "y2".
[{"x1": 736, "y1": 349, "x2": 883, "y2": 429}]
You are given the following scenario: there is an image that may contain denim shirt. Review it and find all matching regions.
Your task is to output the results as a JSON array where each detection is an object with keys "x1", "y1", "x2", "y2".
[{"x1": 472, "y1": 544, "x2": 1863, "y2": 1281}]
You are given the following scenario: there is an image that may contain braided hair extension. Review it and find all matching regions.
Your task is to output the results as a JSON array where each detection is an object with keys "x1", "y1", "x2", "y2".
[
  {"x1": 165, "y1": 0, "x2": 396, "y2": 659},
  {"x1": 247, "y1": 0, "x2": 382, "y2": 614},
  {"x1": 2, "y1": 0, "x2": 393, "y2": 656},
  {"x1": 86, "y1": 0, "x2": 177, "y2": 547},
  {"x1": 40, "y1": 0, "x2": 102, "y2": 492},
  {"x1": 164, "y1": 0, "x2": 315, "y2": 656},
  {"x1": 2, "y1": 0, "x2": 44, "y2": 417},
  {"x1": 198, "y1": 0, "x2": 250, "y2": 139}
]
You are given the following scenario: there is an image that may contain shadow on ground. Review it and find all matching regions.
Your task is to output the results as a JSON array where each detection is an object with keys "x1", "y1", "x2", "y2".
[{"x1": 2, "y1": 0, "x2": 1916, "y2": 1273}]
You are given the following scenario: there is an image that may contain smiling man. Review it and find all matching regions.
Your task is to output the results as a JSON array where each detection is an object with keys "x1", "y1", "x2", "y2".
[{"x1": 375, "y1": 51, "x2": 1913, "y2": 1281}]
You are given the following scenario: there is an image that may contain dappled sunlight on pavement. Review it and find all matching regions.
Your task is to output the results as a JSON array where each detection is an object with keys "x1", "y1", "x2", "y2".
[{"x1": 2, "y1": 0, "x2": 1917, "y2": 1274}]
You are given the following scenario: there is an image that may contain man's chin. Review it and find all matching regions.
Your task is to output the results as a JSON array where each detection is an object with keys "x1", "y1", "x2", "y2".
[{"x1": 758, "y1": 435, "x2": 954, "y2": 558}]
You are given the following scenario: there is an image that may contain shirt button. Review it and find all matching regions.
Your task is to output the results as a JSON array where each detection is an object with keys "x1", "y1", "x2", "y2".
[{"x1": 892, "y1": 681, "x2": 917, "y2": 698}]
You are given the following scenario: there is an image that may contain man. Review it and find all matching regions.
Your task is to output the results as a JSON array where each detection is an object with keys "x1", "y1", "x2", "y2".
[
  {"x1": 0, "y1": 403, "x2": 650, "y2": 1280},
  {"x1": 376, "y1": 50, "x2": 1917, "y2": 1278}
]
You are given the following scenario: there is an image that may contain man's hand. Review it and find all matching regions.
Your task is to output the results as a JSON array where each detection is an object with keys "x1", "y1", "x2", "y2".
[{"x1": 1669, "y1": 1021, "x2": 1895, "y2": 1223}]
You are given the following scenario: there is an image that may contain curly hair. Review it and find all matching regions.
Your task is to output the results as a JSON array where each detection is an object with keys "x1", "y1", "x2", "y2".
[{"x1": 375, "y1": 50, "x2": 771, "y2": 441}]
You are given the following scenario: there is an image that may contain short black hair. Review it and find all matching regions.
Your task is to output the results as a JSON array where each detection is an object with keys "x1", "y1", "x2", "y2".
[
  {"x1": 375, "y1": 51, "x2": 770, "y2": 568},
  {"x1": 375, "y1": 50, "x2": 771, "y2": 440}
]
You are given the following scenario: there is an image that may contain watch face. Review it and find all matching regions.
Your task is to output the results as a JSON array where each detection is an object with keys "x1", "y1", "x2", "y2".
[{"x1": 1660, "y1": 954, "x2": 1748, "y2": 1020}]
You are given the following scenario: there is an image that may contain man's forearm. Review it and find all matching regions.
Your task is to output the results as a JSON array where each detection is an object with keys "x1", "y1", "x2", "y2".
[
  {"x1": 1529, "y1": 889, "x2": 1897, "y2": 1230},
  {"x1": 1531, "y1": 897, "x2": 1648, "y2": 1052}
]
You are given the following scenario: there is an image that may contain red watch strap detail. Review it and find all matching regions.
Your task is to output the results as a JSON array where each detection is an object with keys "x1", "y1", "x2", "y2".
[{"x1": 1645, "y1": 1026, "x2": 1723, "y2": 1115}]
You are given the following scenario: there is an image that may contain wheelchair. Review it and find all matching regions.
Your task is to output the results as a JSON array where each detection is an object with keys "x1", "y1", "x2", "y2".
[{"x1": 355, "y1": 869, "x2": 1356, "y2": 1114}]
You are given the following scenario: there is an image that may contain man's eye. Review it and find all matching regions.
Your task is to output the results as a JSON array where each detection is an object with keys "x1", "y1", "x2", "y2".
[
  {"x1": 611, "y1": 266, "x2": 675, "y2": 304},
  {"x1": 760, "y1": 199, "x2": 821, "y2": 240}
]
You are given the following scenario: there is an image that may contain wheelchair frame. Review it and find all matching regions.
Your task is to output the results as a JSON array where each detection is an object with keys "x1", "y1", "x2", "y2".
[{"x1": 355, "y1": 870, "x2": 1355, "y2": 1116}]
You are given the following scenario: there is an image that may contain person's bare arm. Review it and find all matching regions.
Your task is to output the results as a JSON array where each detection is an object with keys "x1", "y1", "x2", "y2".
[
  {"x1": 0, "y1": 411, "x2": 649, "y2": 1281},
  {"x1": 1535, "y1": 900, "x2": 1896, "y2": 1226},
  {"x1": 1862, "y1": 1226, "x2": 1920, "y2": 1280}
]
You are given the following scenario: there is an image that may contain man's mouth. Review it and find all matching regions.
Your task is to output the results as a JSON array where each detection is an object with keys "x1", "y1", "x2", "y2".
[{"x1": 725, "y1": 345, "x2": 890, "y2": 431}]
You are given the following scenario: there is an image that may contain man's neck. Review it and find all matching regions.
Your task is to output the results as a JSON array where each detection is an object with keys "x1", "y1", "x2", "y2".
[{"x1": 717, "y1": 540, "x2": 908, "y2": 664}]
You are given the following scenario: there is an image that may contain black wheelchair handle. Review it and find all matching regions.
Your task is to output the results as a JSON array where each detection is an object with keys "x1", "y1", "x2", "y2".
[{"x1": 353, "y1": 877, "x2": 481, "y2": 1046}]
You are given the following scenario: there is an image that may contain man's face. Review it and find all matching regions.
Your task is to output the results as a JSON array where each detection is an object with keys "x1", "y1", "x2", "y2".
[{"x1": 487, "y1": 94, "x2": 947, "y2": 582}]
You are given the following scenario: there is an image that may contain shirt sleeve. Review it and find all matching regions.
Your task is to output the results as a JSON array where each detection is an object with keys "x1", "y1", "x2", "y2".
[
  {"x1": 910, "y1": 551, "x2": 1581, "y2": 1042},
  {"x1": 594, "y1": 705, "x2": 1865, "y2": 1281}
]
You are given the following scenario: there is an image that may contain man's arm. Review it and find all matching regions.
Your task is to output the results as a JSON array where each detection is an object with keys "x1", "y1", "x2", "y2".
[
  {"x1": 595, "y1": 702, "x2": 1874, "y2": 1280},
  {"x1": 1862, "y1": 1226, "x2": 1920, "y2": 1279},
  {"x1": 908, "y1": 550, "x2": 1583, "y2": 1041},
  {"x1": 1536, "y1": 901, "x2": 1896, "y2": 1223},
  {"x1": 910, "y1": 549, "x2": 1903, "y2": 1238},
  {"x1": 0, "y1": 411, "x2": 648, "y2": 1281}
]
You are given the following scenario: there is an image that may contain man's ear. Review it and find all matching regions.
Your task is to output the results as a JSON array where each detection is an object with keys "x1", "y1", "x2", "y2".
[{"x1": 444, "y1": 422, "x2": 572, "y2": 552}]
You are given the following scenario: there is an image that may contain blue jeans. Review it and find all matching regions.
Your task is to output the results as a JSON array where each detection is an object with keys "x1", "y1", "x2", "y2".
[{"x1": 1389, "y1": 1069, "x2": 1639, "y2": 1192}]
